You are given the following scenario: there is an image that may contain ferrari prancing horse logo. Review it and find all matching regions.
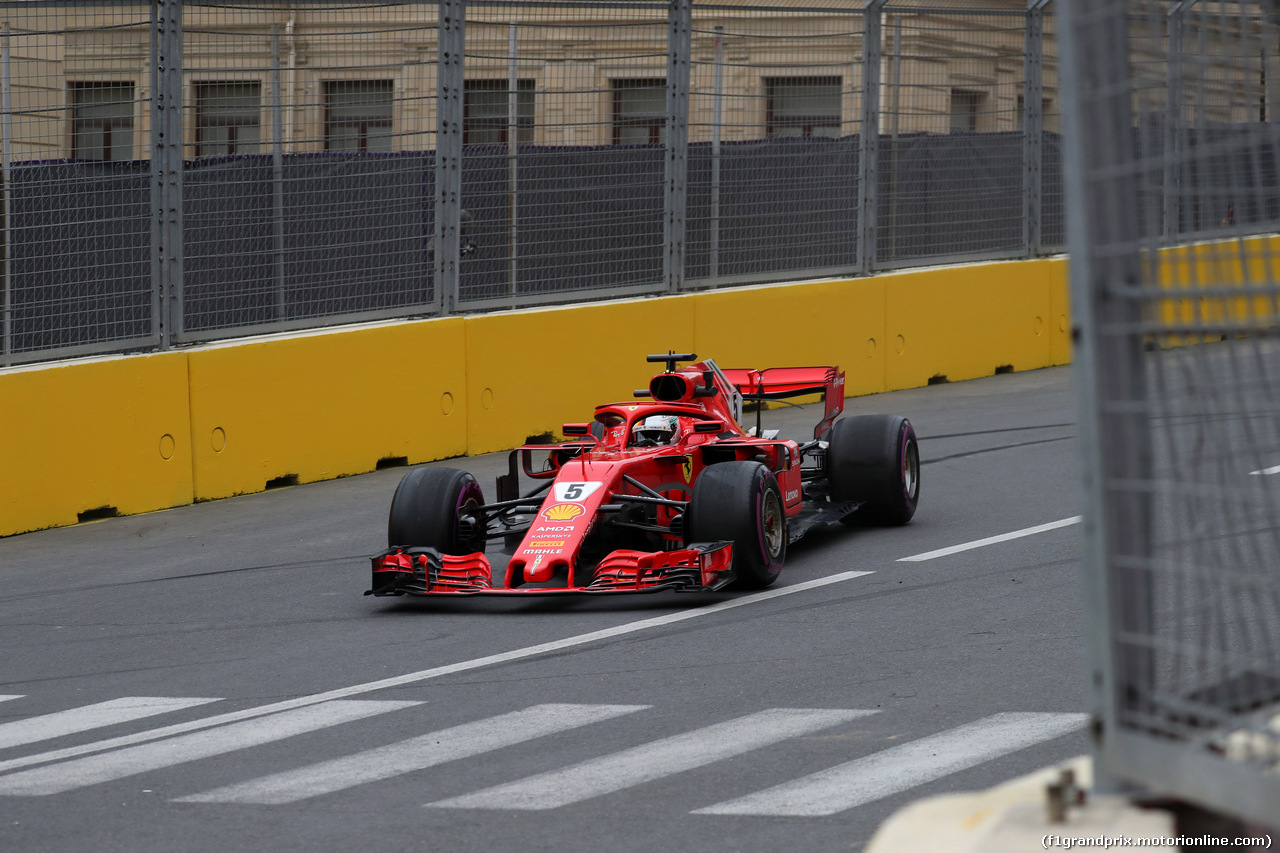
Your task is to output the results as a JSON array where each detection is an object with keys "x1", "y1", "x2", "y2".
[{"x1": 682, "y1": 455, "x2": 693, "y2": 483}]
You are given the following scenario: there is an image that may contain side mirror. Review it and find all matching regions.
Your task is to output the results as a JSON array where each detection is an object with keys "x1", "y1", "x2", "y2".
[{"x1": 693, "y1": 419, "x2": 725, "y2": 434}]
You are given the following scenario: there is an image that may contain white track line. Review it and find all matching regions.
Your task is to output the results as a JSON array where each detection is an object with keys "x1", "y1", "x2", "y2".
[
  {"x1": 0, "y1": 700, "x2": 420, "y2": 796},
  {"x1": 1250, "y1": 465, "x2": 1280, "y2": 476},
  {"x1": 0, "y1": 696, "x2": 24, "y2": 704},
  {"x1": 0, "y1": 697, "x2": 220, "y2": 751},
  {"x1": 897, "y1": 517, "x2": 1081, "y2": 562},
  {"x1": 695, "y1": 712, "x2": 1088, "y2": 816},
  {"x1": 177, "y1": 703, "x2": 649, "y2": 805},
  {"x1": 0, "y1": 570, "x2": 873, "y2": 777},
  {"x1": 425, "y1": 708, "x2": 877, "y2": 811}
]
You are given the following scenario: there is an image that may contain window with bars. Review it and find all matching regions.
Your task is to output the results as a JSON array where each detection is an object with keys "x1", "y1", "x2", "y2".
[
  {"x1": 765, "y1": 77, "x2": 842, "y2": 138},
  {"x1": 196, "y1": 82, "x2": 261, "y2": 156},
  {"x1": 612, "y1": 79, "x2": 666, "y2": 145},
  {"x1": 950, "y1": 89, "x2": 982, "y2": 132},
  {"x1": 464, "y1": 80, "x2": 535, "y2": 145},
  {"x1": 70, "y1": 82, "x2": 135, "y2": 161},
  {"x1": 1016, "y1": 94, "x2": 1054, "y2": 130},
  {"x1": 324, "y1": 81, "x2": 393, "y2": 152}
]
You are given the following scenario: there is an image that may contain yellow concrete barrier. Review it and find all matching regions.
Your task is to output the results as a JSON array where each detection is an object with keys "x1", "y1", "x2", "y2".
[
  {"x1": 1155, "y1": 235, "x2": 1280, "y2": 344},
  {"x1": 693, "y1": 277, "x2": 889, "y2": 397},
  {"x1": 1, "y1": 254, "x2": 1077, "y2": 537},
  {"x1": 885, "y1": 258, "x2": 1066, "y2": 390},
  {"x1": 0, "y1": 352, "x2": 193, "y2": 537},
  {"x1": 187, "y1": 319, "x2": 468, "y2": 501},
  {"x1": 463, "y1": 297, "x2": 697, "y2": 455}
]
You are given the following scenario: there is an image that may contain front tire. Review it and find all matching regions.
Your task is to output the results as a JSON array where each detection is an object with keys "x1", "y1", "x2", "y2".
[
  {"x1": 387, "y1": 467, "x2": 486, "y2": 553},
  {"x1": 686, "y1": 461, "x2": 786, "y2": 589},
  {"x1": 827, "y1": 415, "x2": 919, "y2": 525}
]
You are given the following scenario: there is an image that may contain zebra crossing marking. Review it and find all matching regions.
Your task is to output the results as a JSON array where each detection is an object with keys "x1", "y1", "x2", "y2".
[
  {"x1": 425, "y1": 708, "x2": 877, "y2": 811},
  {"x1": 0, "y1": 570, "x2": 874, "y2": 778},
  {"x1": 0, "y1": 697, "x2": 220, "y2": 751},
  {"x1": 176, "y1": 703, "x2": 649, "y2": 804},
  {"x1": 693, "y1": 711, "x2": 1088, "y2": 816},
  {"x1": 0, "y1": 700, "x2": 420, "y2": 796}
]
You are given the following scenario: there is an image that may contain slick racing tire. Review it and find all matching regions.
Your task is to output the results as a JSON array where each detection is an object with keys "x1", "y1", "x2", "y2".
[
  {"x1": 827, "y1": 414, "x2": 919, "y2": 526},
  {"x1": 686, "y1": 461, "x2": 786, "y2": 589},
  {"x1": 387, "y1": 467, "x2": 486, "y2": 554}
]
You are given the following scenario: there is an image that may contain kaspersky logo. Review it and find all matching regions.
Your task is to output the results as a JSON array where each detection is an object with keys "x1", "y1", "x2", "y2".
[{"x1": 542, "y1": 503, "x2": 585, "y2": 521}]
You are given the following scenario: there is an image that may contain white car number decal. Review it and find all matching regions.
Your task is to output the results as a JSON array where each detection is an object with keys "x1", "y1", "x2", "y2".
[{"x1": 554, "y1": 481, "x2": 604, "y2": 502}]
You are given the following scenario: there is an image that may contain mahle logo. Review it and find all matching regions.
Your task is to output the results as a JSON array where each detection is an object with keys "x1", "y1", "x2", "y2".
[{"x1": 542, "y1": 503, "x2": 585, "y2": 521}]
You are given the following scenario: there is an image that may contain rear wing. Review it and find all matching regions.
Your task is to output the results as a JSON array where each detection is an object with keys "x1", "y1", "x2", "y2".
[{"x1": 719, "y1": 366, "x2": 845, "y2": 440}]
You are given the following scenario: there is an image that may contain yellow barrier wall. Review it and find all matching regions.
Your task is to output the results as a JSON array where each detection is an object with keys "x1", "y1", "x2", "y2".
[
  {"x1": 463, "y1": 297, "x2": 697, "y2": 455},
  {"x1": 2, "y1": 255, "x2": 1078, "y2": 537},
  {"x1": 884, "y1": 259, "x2": 1066, "y2": 390},
  {"x1": 0, "y1": 353, "x2": 193, "y2": 536},
  {"x1": 693, "y1": 277, "x2": 889, "y2": 397},
  {"x1": 187, "y1": 319, "x2": 468, "y2": 501}
]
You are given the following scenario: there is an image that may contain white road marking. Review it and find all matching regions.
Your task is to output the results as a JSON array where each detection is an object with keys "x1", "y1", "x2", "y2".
[
  {"x1": 0, "y1": 570, "x2": 874, "y2": 776},
  {"x1": 897, "y1": 517, "x2": 1081, "y2": 562},
  {"x1": 0, "y1": 696, "x2": 24, "y2": 704},
  {"x1": 176, "y1": 703, "x2": 649, "y2": 805},
  {"x1": 425, "y1": 708, "x2": 877, "y2": 811},
  {"x1": 0, "y1": 697, "x2": 220, "y2": 751},
  {"x1": 1250, "y1": 465, "x2": 1280, "y2": 476},
  {"x1": 0, "y1": 700, "x2": 420, "y2": 796},
  {"x1": 694, "y1": 711, "x2": 1088, "y2": 816}
]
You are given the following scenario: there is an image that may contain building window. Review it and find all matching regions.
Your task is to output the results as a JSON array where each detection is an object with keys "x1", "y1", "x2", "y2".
[
  {"x1": 1016, "y1": 94, "x2": 1053, "y2": 130},
  {"x1": 196, "y1": 82, "x2": 261, "y2": 156},
  {"x1": 950, "y1": 89, "x2": 982, "y2": 132},
  {"x1": 765, "y1": 77, "x2": 842, "y2": 138},
  {"x1": 325, "y1": 81, "x2": 393, "y2": 151},
  {"x1": 612, "y1": 79, "x2": 666, "y2": 145},
  {"x1": 70, "y1": 82, "x2": 134, "y2": 161},
  {"x1": 464, "y1": 80, "x2": 535, "y2": 145}
]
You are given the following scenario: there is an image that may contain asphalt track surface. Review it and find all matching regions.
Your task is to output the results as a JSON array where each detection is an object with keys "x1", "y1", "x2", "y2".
[{"x1": 0, "y1": 365, "x2": 1085, "y2": 853}]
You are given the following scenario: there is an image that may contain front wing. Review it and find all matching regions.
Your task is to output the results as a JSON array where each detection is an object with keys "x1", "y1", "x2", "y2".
[{"x1": 365, "y1": 542, "x2": 734, "y2": 597}]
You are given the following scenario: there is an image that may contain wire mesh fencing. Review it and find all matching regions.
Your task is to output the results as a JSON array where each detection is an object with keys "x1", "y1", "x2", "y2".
[
  {"x1": 2, "y1": 0, "x2": 1277, "y2": 365},
  {"x1": 1064, "y1": 0, "x2": 1280, "y2": 827},
  {"x1": 179, "y1": 2, "x2": 439, "y2": 340},
  {"x1": 3, "y1": 3, "x2": 156, "y2": 360}
]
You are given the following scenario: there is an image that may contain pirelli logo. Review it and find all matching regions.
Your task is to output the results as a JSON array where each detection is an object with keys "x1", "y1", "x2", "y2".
[{"x1": 528, "y1": 540, "x2": 566, "y2": 548}]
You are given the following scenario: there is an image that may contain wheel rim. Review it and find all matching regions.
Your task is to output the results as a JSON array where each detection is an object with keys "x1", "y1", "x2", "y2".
[
  {"x1": 761, "y1": 489, "x2": 784, "y2": 558},
  {"x1": 456, "y1": 483, "x2": 483, "y2": 550},
  {"x1": 902, "y1": 439, "x2": 919, "y2": 501}
]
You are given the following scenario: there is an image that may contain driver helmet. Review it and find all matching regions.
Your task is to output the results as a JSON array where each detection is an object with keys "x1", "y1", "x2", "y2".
[{"x1": 632, "y1": 415, "x2": 679, "y2": 446}]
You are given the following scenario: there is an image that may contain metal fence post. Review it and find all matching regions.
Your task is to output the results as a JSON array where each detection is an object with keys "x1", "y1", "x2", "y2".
[
  {"x1": 710, "y1": 24, "x2": 723, "y2": 280},
  {"x1": 859, "y1": 0, "x2": 886, "y2": 275},
  {"x1": 1164, "y1": 1, "x2": 1195, "y2": 241},
  {"x1": 150, "y1": 0, "x2": 183, "y2": 348},
  {"x1": 664, "y1": 0, "x2": 691, "y2": 294},
  {"x1": 507, "y1": 20, "x2": 518, "y2": 298},
  {"x1": 435, "y1": 0, "x2": 465, "y2": 315},
  {"x1": 271, "y1": 26, "x2": 286, "y2": 319},
  {"x1": 1024, "y1": 0, "x2": 1050, "y2": 257},
  {"x1": 2, "y1": 21, "x2": 10, "y2": 365},
  {"x1": 1058, "y1": 0, "x2": 1153, "y2": 796}
]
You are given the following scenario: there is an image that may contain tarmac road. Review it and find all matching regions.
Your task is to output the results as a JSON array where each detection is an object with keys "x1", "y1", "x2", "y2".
[{"x1": 0, "y1": 364, "x2": 1085, "y2": 853}]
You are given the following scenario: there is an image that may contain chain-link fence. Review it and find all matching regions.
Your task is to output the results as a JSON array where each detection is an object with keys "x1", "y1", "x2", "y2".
[
  {"x1": 1064, "y1": 0, "x2": 1280, "y2": 827},
  {"x1": 0, "y1": 0, "x2": 1273, "y2": 365}
]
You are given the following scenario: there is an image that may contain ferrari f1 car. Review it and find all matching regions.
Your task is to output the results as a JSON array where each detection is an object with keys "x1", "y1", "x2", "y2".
[{"x1": 367, "y1": 353, "x2": 919, "y2": 597}]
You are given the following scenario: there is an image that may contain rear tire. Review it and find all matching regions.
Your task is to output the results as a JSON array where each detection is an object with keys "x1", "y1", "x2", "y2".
[
  {"x1": 827, "y1": 415, "x2": 919, "y2": 525},
  {"x1": 686, "y1": 461, "x2": 786, "y2": 589},
  {"x1": 387, "y1": 467, "x2": 486, "y2": 553}
]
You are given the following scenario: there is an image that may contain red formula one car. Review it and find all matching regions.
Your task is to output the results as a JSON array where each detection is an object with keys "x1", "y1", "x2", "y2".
[{"x1": 366, "y1": 353, "x2": 919, "y2": 597}]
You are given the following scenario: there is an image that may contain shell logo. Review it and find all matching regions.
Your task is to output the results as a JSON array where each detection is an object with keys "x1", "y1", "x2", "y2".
[{"x1": 542, "y1": 503, "x2": 585, "y2": 521}]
